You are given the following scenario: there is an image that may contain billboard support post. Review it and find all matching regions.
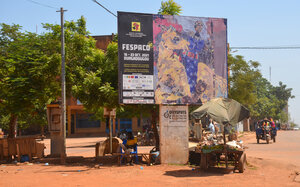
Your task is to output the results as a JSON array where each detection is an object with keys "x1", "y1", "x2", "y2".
[{"x1": 159, "y1": 105, "x2": 189, "y2": 164}]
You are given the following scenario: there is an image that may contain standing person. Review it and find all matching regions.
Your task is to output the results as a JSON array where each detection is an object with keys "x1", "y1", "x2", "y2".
[
  {"x1": 213, "y1": 121, "x2": 219, "y2": 135},
  {"x1": 208, "y1": 119, "x2": 215, "y2": 134}
]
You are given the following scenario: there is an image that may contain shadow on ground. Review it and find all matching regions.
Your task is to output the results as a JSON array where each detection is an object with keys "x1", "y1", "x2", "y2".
[
  {"x1": 67, "y1": 144, "x2": 95, "y2": 148},
  {"x1": 164, "y1": 167, "x2": 235, "y2": 178},
  {"x1": 248, "y1": 142, "x2": 274, "y2": 145}
]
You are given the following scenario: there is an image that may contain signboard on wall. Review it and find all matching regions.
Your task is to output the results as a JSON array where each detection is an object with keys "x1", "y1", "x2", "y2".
[
  {"x1": 161, "y1": 106, "x2": 188, "y2": 126},
  {"x1": 118, "y1": 11, "x2": 228, "y2": 105},
  {"x1": 159, "y1": 105, "x2": 189, "y2": 164}
]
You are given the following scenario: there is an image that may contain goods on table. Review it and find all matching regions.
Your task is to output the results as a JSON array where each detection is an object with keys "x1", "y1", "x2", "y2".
[{"x1": 196, "y1": 131, "x2": 244, "y2": 153}]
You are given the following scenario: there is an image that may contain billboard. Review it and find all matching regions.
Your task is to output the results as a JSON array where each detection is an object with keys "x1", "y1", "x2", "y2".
[{"x1": 118, "y1": 12, "x2": 227, "y2": 105}]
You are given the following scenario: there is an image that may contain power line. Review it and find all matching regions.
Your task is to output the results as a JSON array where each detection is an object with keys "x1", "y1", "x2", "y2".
[
  {"x1": 92, "y1": 0, "x2": 117, "y2": 18},
  {"x1": 231, "y1": 46, "x2": 300, "y2": 50},
  {"x1": 25, "y1": 0, "x2": 58, "y2": 10}
]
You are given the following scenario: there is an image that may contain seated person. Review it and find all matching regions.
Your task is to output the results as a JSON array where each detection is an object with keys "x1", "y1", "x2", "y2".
[
  {"x1": 269, "y1": 118, "x2": 276, "y2": 128},
  {"x1": 126, "y1": 131, "x2": 137, "y2": 148},
  {"x1": 120, "y1": 131, "x2": 137, "y2": 165}
]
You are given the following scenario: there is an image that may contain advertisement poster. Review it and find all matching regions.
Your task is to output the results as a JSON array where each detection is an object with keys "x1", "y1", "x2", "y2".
[
  {"x1": 118, "y1": 12, "x2": 227, "y2": 104},
  {"x1": 118, "y1": 12, "x2": 154, "y2": 104},
  {"x1": 160, "y1": 105, "x2": 188, "y2": 126}
]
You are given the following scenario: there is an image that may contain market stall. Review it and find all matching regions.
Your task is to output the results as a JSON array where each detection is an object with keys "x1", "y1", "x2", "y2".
[{"x1": 191, "y1": 98, "x2": 250, "y2": 173}]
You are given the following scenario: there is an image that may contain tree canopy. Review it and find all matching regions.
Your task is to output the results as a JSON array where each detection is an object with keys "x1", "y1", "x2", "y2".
[
  {"x1": 228, "y1": 52, "x2": 294, "y2": 122},
  {"x1": 158, "y1": 0, "x2": 182, "y2": 15},
  {"x1": 0, "y1": 23, "x2": 60, "y2": 137},
  {"x1": 0, "y1": 0, "x2": 295, "y2": 136},
  {"x1": 0, "y1": 17, "x2": 119, "y2": 136}
]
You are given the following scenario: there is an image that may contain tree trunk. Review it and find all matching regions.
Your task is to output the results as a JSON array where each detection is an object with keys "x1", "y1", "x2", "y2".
[
  {"x1": 151, "y1": 107, "x2": 160, "y2": 150},
  {"x1": 8, "y1": 114, "x2": 17, "y2": 138},
  {"x1": 41, "y1": 125, "x2": 44, "y2": 136}
]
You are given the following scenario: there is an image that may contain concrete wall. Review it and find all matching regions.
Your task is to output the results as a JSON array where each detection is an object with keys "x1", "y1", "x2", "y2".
[
  {"x1": 243, "y1": 119, "x2": 250, "y2": 131},
  {"x1": 159, "y1": 105, "x2": 189, "y2": 164},
  {"x1": 235, "y1": 122, "x2": 244, "y2": 132}
]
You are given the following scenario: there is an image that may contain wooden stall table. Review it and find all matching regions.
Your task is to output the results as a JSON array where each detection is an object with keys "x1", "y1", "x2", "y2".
[{"x1": 198, "y1": 146, "x2": 246, "y2": 173}]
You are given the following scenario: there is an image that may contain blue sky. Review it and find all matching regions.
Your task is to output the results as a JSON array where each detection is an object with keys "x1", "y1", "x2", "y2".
[{"x1": 1, "y1": 0, "x2": 300, "y2": 125}]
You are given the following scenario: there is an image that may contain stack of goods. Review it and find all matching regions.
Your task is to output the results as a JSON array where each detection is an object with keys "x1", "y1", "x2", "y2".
[
  {"x1": 196, "y1": 130, "x2": 244, "y2": 153},
  {"x1": 195, "y1": 131, "x2": 224, "y2": 153},
  {"x1": 226, "y1": 140, "x2": 243, "y2": 151}
]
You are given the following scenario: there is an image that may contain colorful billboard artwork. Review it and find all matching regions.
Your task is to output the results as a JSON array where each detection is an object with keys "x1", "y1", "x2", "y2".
[
  {"x1": 153, "y1": 15, "x2": 227, "y2": 104},
  {"x1": 118, "y1": 12, "x2": 227, "y2": 105}
]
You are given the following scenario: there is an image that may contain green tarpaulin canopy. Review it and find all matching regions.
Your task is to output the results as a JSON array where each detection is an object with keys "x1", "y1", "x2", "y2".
[{"x1": 191, "y1": 98, "x2": 250, "y2": 125}]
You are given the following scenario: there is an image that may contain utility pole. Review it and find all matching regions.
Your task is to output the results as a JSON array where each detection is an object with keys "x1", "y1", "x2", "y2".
[{"x1": 57, "y1": 7, "x2": 67, "y2": 164}]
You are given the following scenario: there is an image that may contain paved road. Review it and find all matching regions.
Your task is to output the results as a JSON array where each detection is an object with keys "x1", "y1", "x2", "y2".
[{"x1": 245, "y1": 130, "x2": 300, "y2": 167}]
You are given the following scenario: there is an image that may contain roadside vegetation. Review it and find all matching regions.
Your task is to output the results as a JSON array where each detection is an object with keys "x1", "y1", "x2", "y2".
[{"x1": 0, "y1": 0, "x2": 296, "y2": 137}]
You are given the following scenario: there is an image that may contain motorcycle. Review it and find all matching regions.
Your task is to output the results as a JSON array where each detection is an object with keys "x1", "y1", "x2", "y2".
[
  {"x1": 256, "y1": 120, "x2": 277, "y2": 144},
  {"x1": 137, "y1": 129, "x2": 156, "y2": 146}
]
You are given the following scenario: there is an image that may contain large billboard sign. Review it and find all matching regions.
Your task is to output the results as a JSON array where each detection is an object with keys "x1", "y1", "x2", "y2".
[{"x1": 118, "y1": 12, "x2": 227, "y2": 105}]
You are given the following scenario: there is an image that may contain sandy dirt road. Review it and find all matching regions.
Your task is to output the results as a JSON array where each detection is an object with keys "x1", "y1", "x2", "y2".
[
  {"x1": 244, "y1": 130, "x2": 300, "y2": 167},
  {"x1": 0, "y1": 131, "x2": 300, "y2": 187},
  {"x1": 42, "y1": 137, "x2": 154, "y2": 157}
]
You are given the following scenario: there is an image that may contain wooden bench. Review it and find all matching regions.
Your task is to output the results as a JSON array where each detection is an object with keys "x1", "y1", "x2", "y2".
[{"x1": 113, "y1": 153, "x2": 156, "y2": 166}]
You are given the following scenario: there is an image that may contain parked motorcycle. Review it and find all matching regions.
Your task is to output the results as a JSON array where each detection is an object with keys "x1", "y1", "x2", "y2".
[{"x1": 137, "y1": 129, "x2": 156, "y2": 146}]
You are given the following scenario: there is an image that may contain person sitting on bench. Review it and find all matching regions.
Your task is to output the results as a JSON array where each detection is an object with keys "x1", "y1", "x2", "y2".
[{"x1": 120, "y1": 131, "x2": 138, "y2": 165}]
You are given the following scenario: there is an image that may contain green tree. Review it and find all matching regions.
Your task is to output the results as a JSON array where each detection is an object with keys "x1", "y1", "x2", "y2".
[
  {"x1": 40, "y1": 17, "x2": 120, "y2": 121},
  {"x1": 228, "y1": 53, "x2": 260, "y2": 108},
  {"x1": 271, "y1": 82, "x2": 294, "y2": 111},
  {"x1": 249, "y1": 76, "x2": 278, "y2": 119},
  {"x1": 71, "y1": 43, "x2": 118, "y2": 118},
  {"x1": 278, "y1": 110, "x2": 288, "y2": 123},
  {"x1": 0, "y1": 23, "x2": 60, "y2": 137},
  {"x1": 0, "y1": 17, "x2": 112, "y2": 137},
  {"x1": 158, "y1": 0, "x2": 182, "y2": 15},
  {"x1": 228, "y1": 52, "x2": 294, "y2": 122},
  {"x1": 290, "y1": 122, "x2": 298, "y2": 129}
]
